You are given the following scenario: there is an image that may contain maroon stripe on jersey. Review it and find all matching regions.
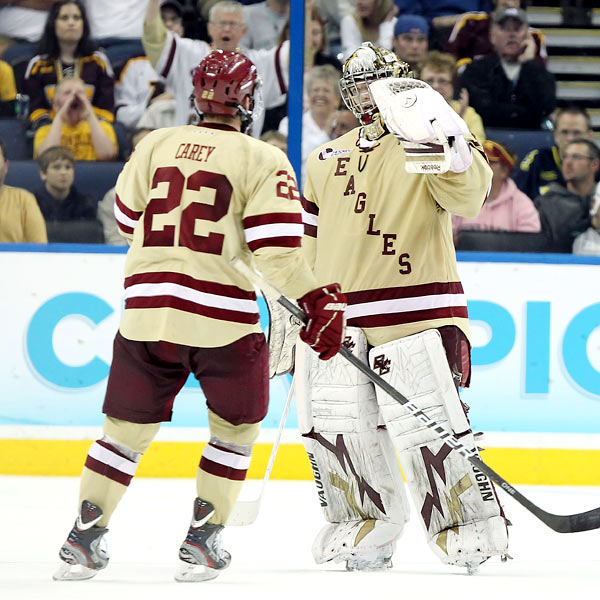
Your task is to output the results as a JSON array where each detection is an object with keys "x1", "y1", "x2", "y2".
[
  {"x1": 117, "y1": 222, "x2": 134, "y2": 235},
  {"x1": 247, "y1": 236, "x2": 302, "y2": 252},
  {"x1": 85, "y1": 455, "x2": 133, "y2": 486},
  {"x1": 274, "y1": 43, "x2": 286, "y2": 94},
  {"x1": 161, "y1": 37, "x2": 177, "y2": 78},
  {"x1": 346, "y1": 281, "x2": 464, "y2": 304},
  {"x1": 115, "y1": 193, "x2": 143, "y2": 221},
  {"x1": 124, "y1": 272, "x2": 257, "y2": 300},
  {"x1": 199, "y1": 456, "x2": 247, "y2": 481},
  {"x1": 348, "y1": 306, "x2": 469, "y2": 328},
  {"x1": 243, "y1": 212, "x2": 303, "y2": 228},
  {"x1": 304, "y1": 223, "x2": 317, "y2": 238},
  {"x1": 125, "y1": 295, "x2": 259, "y2": 324},
  {"x1": 301, "y1": 196, "x2": 319, "y2": 215}
]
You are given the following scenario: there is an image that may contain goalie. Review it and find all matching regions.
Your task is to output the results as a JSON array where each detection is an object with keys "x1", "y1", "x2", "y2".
[{"x1": 272, "y1": 41, "x2": 509, "y2": 574}]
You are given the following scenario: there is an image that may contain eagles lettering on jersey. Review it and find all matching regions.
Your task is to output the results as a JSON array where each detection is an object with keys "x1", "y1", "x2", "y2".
[
  {"x1": 302, "y1": 129, "x2": 492, "y2": 347},
  {"x1": 114, "y1": 122, "x2": 316, "y2": 348}
]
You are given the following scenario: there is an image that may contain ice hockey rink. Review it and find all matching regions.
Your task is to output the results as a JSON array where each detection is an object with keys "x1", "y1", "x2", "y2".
[{"x1": 1, "y1": 475, "x2": 598, "y2": 600}]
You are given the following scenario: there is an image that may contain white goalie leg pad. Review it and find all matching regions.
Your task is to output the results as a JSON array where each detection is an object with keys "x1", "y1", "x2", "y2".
[
  {"x1": 296, "y1": 327, "x2": 409, "y2": 565},
  {"x1": 369, "y1": 329, "x2": 509, "y2": 569}
]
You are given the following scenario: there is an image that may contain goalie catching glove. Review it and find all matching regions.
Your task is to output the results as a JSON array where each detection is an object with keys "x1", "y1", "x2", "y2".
[
  {"x1": 369, "y1": 78, "x2": 473, "y2": 174},
  {"x1": 297, "y1": 284, "x2": 347, "y2": 361}
]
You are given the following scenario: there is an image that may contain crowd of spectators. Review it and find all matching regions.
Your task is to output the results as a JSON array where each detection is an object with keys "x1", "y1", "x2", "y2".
[{"x1": 0, "y1": 0, "x2": 598, "y2": 255}]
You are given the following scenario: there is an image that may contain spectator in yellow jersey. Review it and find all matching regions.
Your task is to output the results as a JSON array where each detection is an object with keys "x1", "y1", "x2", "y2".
[
  {"x1": 0, "y1": 59, "x2": 17, "y2": 117},
  {"x1": 418, "y1": 50, "x2": 485, "y2": 143},
  {"x1": 0, "y1": 137, "x2": 47, "y2": 243},
  {"x1": 34, "y1": 76, "x2": 117, "y2": 160}
]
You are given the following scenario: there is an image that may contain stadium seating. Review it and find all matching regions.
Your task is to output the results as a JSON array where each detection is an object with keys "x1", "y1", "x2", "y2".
[
  {"x1": 46, "y1": 220, "x2": 105, "y2": 244},
  {"x1": 4, "y1": 160, "x2": 124, "y2": 202},
  {"x1": 0, "y1": 119, "x2": 28, "y2": 160},
  {"x1": 456, "y1": 230, "x2": 551, "y2": 253},
  {"x1": 486, "y1": 128, "x2": 555, "y2": 165}
]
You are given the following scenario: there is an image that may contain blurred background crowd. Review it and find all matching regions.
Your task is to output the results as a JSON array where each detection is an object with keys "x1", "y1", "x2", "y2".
[{"x1": 0, "y1": 0, "x2": 599, "y2": 255}]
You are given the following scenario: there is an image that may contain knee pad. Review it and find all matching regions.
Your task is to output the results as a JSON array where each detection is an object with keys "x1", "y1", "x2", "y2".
[
  {"x1": 370, "y1": 330, "x2": 509, "y2": 568},
  {"x1": 296, "y1": 327, "x2": 409, "y2": 564}
]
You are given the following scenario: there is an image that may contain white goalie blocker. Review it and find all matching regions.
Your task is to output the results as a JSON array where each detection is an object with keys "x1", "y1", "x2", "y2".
[
  {"x1": 295, "y1": 327, "x2": 409, "y2": 568},
  {"x1": 265, "y1": 294, "x2": 302, "y2": 378},
  {"x1": 369, "y1": 78, "x2": 473, "y2": 175},
  {"x1": 368, "y1": 329, "x2": 509, "y2": 570}
]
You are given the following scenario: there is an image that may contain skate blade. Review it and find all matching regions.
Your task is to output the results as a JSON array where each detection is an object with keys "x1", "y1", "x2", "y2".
[
  {"x1": 53, "y1": 562, "x2": 99, "y2": 581},
  {"x1": 174, "y1": 563, "x2": 220, "y2": 582}
]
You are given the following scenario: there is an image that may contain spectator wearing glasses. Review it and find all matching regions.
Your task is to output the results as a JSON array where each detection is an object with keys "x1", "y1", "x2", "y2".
[
  {"x1": 514, "y1": 106, "x2": 594, "y2": 200},
  {"x1": 534, "y1": 139, "x2": 600, "y2": 253},
  {"x1": 142, "y1": 0, "x2": 289, "y2": 135},
  {"x1": 418, "y1": 50, "x2": 485, "y2": 144}
]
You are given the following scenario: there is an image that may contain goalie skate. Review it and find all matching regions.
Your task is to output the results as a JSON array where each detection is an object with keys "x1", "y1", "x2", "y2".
[
  {"x1": 175, "y1": 498, "x2": 231, "y2": 582},
  {"x1": 53, "y1": 500, "x2": 109, "y2": 581}
]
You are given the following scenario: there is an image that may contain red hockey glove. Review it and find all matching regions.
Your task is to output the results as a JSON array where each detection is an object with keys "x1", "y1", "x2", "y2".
[{"x1": 297, "y1": 284, "x2": 347, "y2": 361}]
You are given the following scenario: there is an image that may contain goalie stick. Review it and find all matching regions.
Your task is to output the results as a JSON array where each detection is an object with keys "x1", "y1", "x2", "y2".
[
  {"x1": 227, "y1": 377, "x2": 295, "y2": 526},
  {"x1": 231, "y1": 257, "x2": 600, "y2": 534}
]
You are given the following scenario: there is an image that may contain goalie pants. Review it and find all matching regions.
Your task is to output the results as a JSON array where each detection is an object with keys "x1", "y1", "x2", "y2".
[{"x1": 79, "y1": 331, "x2": 268, "y2": 526}]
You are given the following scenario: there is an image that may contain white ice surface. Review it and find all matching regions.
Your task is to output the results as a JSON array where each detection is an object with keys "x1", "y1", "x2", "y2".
[{"x1": 1, "y1": 476, "x2": 599, "y2": 599}]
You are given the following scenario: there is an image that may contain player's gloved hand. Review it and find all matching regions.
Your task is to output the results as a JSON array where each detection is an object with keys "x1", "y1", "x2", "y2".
[
  {"x1": 297, "y1": 284, "x2": 347, "y2": 360},
  {"x1": 369, "y1": 78, "x2": 473, "y2": 174}
]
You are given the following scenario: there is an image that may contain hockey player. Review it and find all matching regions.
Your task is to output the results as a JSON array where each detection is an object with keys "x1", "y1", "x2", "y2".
[
  {"x1": 54, "y1": 50, "x2": 346, "y2": 583},
  {"x1": 288, "y1": 42, "x2": 509, "y2": 573}
]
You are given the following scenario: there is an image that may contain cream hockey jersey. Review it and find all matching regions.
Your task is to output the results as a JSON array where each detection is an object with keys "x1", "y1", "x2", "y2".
[
  {"x1": 302, "y1": 130, "x2": 492, "y2": 347},
  {"x1": 114, "y1": 122, "x2": 316, "y2": 348}
]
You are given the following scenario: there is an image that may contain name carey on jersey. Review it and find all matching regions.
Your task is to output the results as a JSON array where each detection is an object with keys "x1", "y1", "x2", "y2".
[{"x1": 174, "y1": 143, "x2": 216, "y2": 162}]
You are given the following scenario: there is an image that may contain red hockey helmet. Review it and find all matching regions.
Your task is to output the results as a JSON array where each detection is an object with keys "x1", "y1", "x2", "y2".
[{"x1": 192, "y1": 50, "x2": 258, "y2": 132}]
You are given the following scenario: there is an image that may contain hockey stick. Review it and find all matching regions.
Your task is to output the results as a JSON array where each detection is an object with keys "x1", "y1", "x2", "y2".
[
  {"x1": 231, "y1": 257, "x2": 600, "y2": 534},
  {"x1": 226, "y1": 377, "x2": 295, "y2": 526}
]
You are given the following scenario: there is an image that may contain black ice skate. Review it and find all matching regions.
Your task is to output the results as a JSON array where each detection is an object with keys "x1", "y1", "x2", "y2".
[
  {"x1": 175, "y1": 497, "x2": 231, "y2": 582},
  {"x1": 53, "y1": 500, "x2": 109, "y2": 581}
]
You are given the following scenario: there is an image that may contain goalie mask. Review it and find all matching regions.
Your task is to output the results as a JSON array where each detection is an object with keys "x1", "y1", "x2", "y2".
[
  {"x1": 192, "y1": 50, "x2": 261, "y2": 134},
  {"x1": 339, "y1": 42, "x2": 412, "y2": 128}
]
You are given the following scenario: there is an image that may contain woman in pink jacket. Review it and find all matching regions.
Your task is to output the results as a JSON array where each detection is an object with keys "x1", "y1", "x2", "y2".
[{"x1": 452, "y1": 140, "x2": 541, "y2": 243}]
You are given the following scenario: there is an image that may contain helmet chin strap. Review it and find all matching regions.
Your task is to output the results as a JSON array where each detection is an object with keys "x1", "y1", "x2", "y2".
[{"x1": 361, "y1": 113, "x2": 387, "y2": 142}]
